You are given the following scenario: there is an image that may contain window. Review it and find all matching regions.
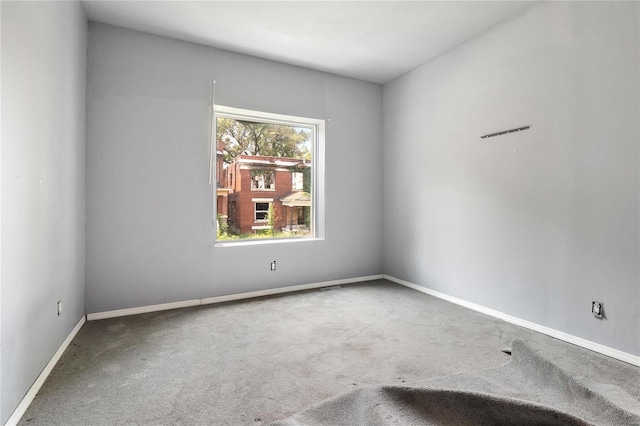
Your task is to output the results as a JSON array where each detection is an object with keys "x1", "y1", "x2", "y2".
[
  {"x1": 255, "y1": 202, "x2": 270, "y2": 222},
  {"x1": 252, "y1": 170, "x2": 274, "y2": 190},
  {"x1": 292, "y1": 172, "x2": 304, "y2": 191},
  {"x1": 213, "y1": 106, "x2": 324, "y2": 244}
]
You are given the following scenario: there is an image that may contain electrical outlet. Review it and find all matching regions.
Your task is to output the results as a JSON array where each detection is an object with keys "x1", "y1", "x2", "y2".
[
  {"x1": 57, "y1": 300, "x2": 63, "y2": 316},
  {"x1": 591, "y1": 301, "x2": 603, "y2": 318},
  {"x1": 270, "y1": 260, "x2": 277, "y2": 271}
]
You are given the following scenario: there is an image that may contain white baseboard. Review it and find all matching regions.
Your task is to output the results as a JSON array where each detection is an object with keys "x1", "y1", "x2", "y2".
[
  {"x1": 201, "y1": 274, "x2": 383, "y2": 305},
  {"x1": 86, "y1": 299, "x2": 202, "y2": 321},
  {"x1": 384, "y1": 274, "x2": 640, "y2": 367},
  {"x1": 87, "y1": 274, "x2": 385, "y2": 320},
  {"x1": 5, "y1": 316, "x2": 86, "y2": 426}
]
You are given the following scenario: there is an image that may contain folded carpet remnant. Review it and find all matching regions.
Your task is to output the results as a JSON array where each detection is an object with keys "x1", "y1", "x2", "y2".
[{"x1": 271, "y1": 340, "x2": 640, "y2": 426}]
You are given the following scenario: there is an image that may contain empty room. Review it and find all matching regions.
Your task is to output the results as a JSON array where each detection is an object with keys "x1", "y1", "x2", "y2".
[{"x1": 1, "y1": 1, "x2": 639, "y2": 425}]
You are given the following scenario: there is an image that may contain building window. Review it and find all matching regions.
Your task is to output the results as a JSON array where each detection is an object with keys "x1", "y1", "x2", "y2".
[
  {"x1": 255, "y1": 202, "x2": 270, "y2": 222},
  {"x1": 292, "y1": 172, "x2": 304, "y2": 191},
  {"x1": 252, "y1": 170, "x2": 275, "y2": 190},
  {"x1": 214, "y1": 105, "x2": 324, "y2": 244}
]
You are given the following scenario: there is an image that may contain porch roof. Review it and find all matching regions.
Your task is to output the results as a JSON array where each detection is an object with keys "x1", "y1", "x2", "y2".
[{"x1": 280, "y1": 191, "x2": 311, "y2": 207}]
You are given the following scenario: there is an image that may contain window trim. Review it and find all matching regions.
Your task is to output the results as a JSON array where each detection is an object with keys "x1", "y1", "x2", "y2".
[
  {"x1": 213, "y1": 105, "x2": 325, "y2": 247},
  {"x1": 254, "y1": 201, "x2": 271, "y2": 223}
]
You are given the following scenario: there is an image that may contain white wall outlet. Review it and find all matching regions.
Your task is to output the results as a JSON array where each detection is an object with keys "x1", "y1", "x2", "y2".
[
  {"x1": 270, "y1": 260, "x2": 276, "y2": 271},
  {"x1": 591, "y1": 301, "x2": 603, "y2": 318},
  {"x1": 57, "y1": 300, "x2": 63, "y2": 316}
]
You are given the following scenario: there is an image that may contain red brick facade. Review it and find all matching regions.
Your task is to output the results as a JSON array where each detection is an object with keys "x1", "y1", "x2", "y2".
[{"x1": 216, "y1": 151, "x2": 310, "y2": 235}]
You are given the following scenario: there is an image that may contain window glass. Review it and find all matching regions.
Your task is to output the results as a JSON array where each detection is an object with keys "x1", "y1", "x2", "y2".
[
  {"x1": 214, "y1": 106, "x2": 323, "y2": 243},
  {"x1": 292, "y1": 172, "x2": 304, "y2": 191},
  {"x1": 255, "y1": 202, "x2": 270, "y2": 221}
]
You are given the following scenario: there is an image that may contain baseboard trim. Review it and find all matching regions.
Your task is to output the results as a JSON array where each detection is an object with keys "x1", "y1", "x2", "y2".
[
  {"x1": 201, "y1": 274, "x2": 383, "y2": 305},
  {"x1": 87, "y1": 275, "x2": 385, "y2": 320},
  {"x1": 5, "y1": 316, "x2": 86, "y2": 426},
  {"x1": 502, "y1": 313, "x2": 640, "y2": 367},
  {"x1": 86, "y1": 300, "x2": 202, "y2": 321},
  {"x1": 384, "y1": 274, "x2": 640, "y2": 367}
]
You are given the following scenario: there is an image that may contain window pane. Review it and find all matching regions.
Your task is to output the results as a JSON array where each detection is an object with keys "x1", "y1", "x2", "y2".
[
  {"x1": 292, "y1": 172, "x2": 304, "y2": 190},
  {"x1": 252, "y1": 171, "x2": 274, "y2": 190},
  {"x1": 215, "y1": 107, "x2": 320, "y2": 242}
]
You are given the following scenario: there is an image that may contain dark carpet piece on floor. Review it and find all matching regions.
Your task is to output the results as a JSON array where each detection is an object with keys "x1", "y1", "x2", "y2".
[
  {"x1": 271, "y1": 387, "x2": 592, "y2": 426},
  {"x1": 271, "y1": 340, "x2": 640, "y2": 426}
]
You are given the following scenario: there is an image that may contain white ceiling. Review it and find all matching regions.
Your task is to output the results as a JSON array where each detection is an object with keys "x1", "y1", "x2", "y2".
[{"x1": 81, "y1": 1, "x2": 537, "y2": 84}]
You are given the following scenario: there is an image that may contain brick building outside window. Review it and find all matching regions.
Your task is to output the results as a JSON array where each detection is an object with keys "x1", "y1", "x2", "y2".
[{"x1": 216, "y1": 153, "x2": 311, "y2": 236}]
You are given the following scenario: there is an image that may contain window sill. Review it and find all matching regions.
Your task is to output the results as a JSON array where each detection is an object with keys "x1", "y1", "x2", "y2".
[{"x1": 214, "y1": 237, "x2": 324, "y2": 248}]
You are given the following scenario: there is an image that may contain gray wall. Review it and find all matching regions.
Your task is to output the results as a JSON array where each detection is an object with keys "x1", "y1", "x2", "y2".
[
  {"x1": 86, "y1": 23, "x2": 383, "y2": 314},
  {"x1": 383, "y1": 1, "x2": 640, "y2": 356},
  {"x1": 1, "y1": 1, "x2": 87, "y2": 422}
]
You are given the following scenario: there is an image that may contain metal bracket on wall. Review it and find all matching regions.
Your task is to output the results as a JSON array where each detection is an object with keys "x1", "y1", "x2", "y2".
[{"x1": 481, "y1": 125, "x2": 531, "y2": 139}]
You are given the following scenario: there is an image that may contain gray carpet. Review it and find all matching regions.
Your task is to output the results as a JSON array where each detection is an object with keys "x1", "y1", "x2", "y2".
[
  {"x1": 271, "y1": 340, "x2": 640, "y2": 425},
  {"x1": 18, "y1": 280, "x2": 640, "y2": 425}
]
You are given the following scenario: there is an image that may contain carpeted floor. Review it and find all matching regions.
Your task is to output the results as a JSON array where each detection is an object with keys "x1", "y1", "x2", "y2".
[{"x1": 18, "y1": 280, "x2": 640, "y2": 425}]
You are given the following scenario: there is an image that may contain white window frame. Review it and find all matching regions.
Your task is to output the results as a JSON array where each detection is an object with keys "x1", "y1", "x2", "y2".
[
  {"x1": 213, "y1": 105, "x2": 325, "y2": 246},
  {"x1": 253, "y1": 200, "x2": 271, "y2": 223}
]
